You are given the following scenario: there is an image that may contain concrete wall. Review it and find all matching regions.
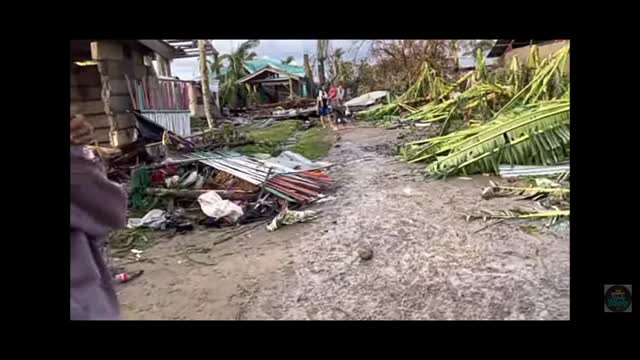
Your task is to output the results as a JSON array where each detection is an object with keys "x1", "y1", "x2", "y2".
[
  {"x1": 70, "y1": 64, "x2": 112, "y2": 145},
  {"x1": 503, "y1": 40, "x2": 570, "y2": 73},
  {"x1": 70, "y1": 40, "x2": 159, "y2": 148}
]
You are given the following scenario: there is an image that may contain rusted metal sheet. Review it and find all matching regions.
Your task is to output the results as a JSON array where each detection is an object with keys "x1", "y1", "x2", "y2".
[{"x1": 179, "y1": 151, "x2": 332, "y2": 203}]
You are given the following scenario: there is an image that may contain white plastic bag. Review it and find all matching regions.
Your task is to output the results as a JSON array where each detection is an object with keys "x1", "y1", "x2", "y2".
[
  {"x1": 127, "y1": 209, "x2": 167, "y2": 229},
  {"x1": 197, "y1": 191, "x2": 244, "y2": 223}
]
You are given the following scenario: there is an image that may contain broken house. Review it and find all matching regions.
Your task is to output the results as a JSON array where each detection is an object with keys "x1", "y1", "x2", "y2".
[
  {"x1": 487, "y1": 39, "x2": 570, "y2": 73},
  {"x1": 234, "y1": 59, "x2": 308, "y2": 104},
  {"x1": 70, "y1": 40, "x2": 217, "y2": 147}
]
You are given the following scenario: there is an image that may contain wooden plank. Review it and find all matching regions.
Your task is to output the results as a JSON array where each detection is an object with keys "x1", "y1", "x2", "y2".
[
  {"x1": 93, "y1": 128, "x2": 112, "y2": 143},
  {"x1": 71, "y1": 100, "x2": 105, "y2": 115},
  {"x1": 70, "y1": 86, "x2": 102, "y2": 101},
  {"x1": 85, "y1": 113, "x2": 110, "y2": 128},
  {"x1": 137, "y1": 40, "x2": 176, "y2": 60},
  {"x1": 70, "y1": 66, "x2": 101, "y2": 86},
  {"x1": 90, "y1": 41, "x2": 124, "y2": 60},
  {"x1": 107, "y1": 95, "x2": 132, "y2": 113}
]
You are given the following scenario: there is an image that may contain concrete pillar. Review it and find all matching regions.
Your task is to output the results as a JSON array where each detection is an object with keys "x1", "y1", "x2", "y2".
[{"x1": 156, "y1": 53, "x2": 172, "y2": 77}]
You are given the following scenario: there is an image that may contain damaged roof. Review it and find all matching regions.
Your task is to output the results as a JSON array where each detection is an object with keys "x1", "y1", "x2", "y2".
[{"x1": 487, "y1": 40, "x2": 555, "y2": 58}]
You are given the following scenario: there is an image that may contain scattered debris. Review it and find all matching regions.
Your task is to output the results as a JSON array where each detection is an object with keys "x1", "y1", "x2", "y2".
[
  {"x1": 114, "y1": 270, "x2": 144, "y2": 284},
  {"x1": 520, "y1": 225, "x2": 541, "y2": 234},
  {"x1": 127, "y1": 209, "x2": 167, "y2": 229},
  {"x1": 130, "y1": 249, "x2": 143, "y2": 261},
  {"x1": 358, "y1": 248, "x2": 374, "y2": 261},
  {"x1": 197, "y1": 191, "x2": 244, "y2": 224},
  {"x1": 481, "y1": 186, "x2": 495, "y2": 200},
  {"x1": 266, "y1": 206, "x2": 320, "y2": 232},
  {"x1": 368, "y1": 45, "x2": 570, "y2": 178},
  {"x1": 499, "y1": 163, "x2": 570, "y2": 178}
]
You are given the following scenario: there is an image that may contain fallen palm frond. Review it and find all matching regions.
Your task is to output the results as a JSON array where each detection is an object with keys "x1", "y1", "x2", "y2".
[
  {"x1": 494, "y1": 44, "x2": 570, "y2": 117},
  {"x1": 481, "y1": 180, "x2": 570, "y2": 201},
  {"x1": 423, "y1": 99, "x2": 569, "y2": 177},
  {"x1": 364, "y1": 45, "x2": 569, "y2": 129},
  {"x1": 466, "y1": 208, "x2": 569, "y2": 226},
  {"x1": 402, "y1": 99, "x2": 569, "y2": 174}
]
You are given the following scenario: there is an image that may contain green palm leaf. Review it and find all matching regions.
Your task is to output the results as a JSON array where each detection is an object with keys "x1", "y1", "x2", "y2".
[{"x1": 425, "y1": 101, "x2": 569, "y2": 176}]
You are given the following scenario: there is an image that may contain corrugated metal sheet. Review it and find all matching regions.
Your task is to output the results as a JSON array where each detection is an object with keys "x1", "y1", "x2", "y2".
[
  {"x1": 140, "y1": 110, "x2": 191, "y2": 137},
  {"x1": 179, "y1": 151, "x2": 332, "y2": 203},
  {"x1": 498, "y1": 162, "x2": 570, "y2": 177}
]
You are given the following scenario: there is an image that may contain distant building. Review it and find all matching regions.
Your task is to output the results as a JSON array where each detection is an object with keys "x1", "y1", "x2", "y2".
[
  {"x1": 216, "y1": 59, "x2": 309, "y2": 104},
  {"x1": 487, "y1": 39, "x2": 570, "y2": 72}
]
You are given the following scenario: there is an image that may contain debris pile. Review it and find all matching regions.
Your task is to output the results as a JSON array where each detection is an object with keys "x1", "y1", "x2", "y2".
[
  {"x1": 469, "y1": 172, "x2": 570, "y2": 227},
  {"x1": 362, "y1": 44, "x2": 570, "y2": 178}
]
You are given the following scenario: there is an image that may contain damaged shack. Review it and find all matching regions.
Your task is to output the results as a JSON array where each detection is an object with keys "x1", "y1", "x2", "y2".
[{"x1": 70, "y1": 39, "x2": 218, "y2": 147}]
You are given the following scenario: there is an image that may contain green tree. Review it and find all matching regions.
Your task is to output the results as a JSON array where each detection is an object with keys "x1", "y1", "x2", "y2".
[{"x1": 218, "y1": 40, "x2": 261, "y2": 108}]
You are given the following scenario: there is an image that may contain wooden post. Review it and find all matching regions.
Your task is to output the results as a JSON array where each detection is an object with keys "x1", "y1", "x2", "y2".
[
  {"x1": 303, "y1": 54, "x2": 315, "y2": 98},
  {"x1": 289, "y1": 78, "x2": 293, "y2": 99}
]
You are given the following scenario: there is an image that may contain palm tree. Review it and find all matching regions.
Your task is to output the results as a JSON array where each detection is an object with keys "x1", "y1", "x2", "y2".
[
  {"x1": 217, "y1": 40, "x2": 261, "y2": 108},
  {"x1": 317, "y1": 40, "x2": 330, "y2": 87},
  {"x1": 281, "y1": 56, "x2": 295, "y2": 65},
  {"x1": 198, "y1": 40, "x2": 219, "y2": 128},
  {"x1": 329, "y1": 48, "x2": 345, "y2": 85}
]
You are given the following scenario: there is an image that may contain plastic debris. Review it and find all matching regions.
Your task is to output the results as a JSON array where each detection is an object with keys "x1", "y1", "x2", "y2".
[
  {"x1": 197, "y1": 191, "x2": 244, "y2": 223},
  {"x1": 180, "y1": 171, "x2": 199, "y2": 188},
  {"x1": 130, "y1": 249, "x2": 143, "y2": 261},
  {"x1": 266, "y1": 208, "x2": 319, "y2": 231},
  {"x1": 127, "y1": 209, "x2": 167, "y2": 229},
  {"x1": 165, "y1": 175, "x2": 180, "y2": 188}
]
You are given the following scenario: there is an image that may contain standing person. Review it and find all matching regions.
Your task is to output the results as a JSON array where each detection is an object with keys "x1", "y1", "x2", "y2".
[
  {"x1": 328, "y1": 85, "x2": 341, "y2": 130},
  {"x1": 336, "y1": 83, "x2": 345, "y2": 107},
  {"x1": 316, "y1": 88, "x2": 334, "y2": 129},
  {"x1": 70, "y1": 113, "x2": 127, "y2": 320}
]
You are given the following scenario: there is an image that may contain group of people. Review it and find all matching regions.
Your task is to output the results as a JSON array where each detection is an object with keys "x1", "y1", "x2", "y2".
[{"x1": 316, "y1": 84, "x2": 350, "y2": 130}]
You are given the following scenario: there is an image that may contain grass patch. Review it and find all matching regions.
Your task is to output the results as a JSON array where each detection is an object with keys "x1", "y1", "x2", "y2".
[
  {"x1": 291, "y1": 127, "x2": 336, "y2": 159},
  {"x1": 235, "y1": 120, "x2": 303, "y2": 155}
]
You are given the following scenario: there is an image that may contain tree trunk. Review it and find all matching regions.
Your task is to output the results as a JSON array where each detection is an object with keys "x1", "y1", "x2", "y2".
[
  {"x1": 317, "y1": 40, "x2": 328, "y2": 88},
  {"x1": 199, "y1": 40, "x2": 219, "y2": 128},
  {"x1": 303, "y1": 54, "x2": 315, "y2": 97},
  {"x1": 318, "y1": 61, "x2": 326, "y2": 88}
]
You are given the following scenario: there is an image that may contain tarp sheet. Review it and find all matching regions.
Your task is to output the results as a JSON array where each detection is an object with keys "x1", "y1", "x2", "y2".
[{"x1": 344, "y1": 91, "x2": 390, "y2": 107}]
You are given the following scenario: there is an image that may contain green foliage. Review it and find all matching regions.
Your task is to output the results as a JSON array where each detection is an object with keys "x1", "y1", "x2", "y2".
[
  {"x1": 235, "y1": 120, "x2": 303, "y2": 155},
  {"x1": 217, "y1": 40, "x2": 261, "y2": 108},
  {"x1": 291, "y1": 127, "x2": 335, "y2": 159}
]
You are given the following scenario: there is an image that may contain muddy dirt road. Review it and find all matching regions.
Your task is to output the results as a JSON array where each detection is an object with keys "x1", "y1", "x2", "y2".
[{"x1": 116, "y1": 126, "x2": 569, "y2": 320}]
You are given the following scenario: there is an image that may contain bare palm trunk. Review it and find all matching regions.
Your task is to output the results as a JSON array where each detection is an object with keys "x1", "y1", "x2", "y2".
[
  {"x1": 303, "y1": 54, "x2": 315, "y2": 97},
  {"x1": 317, "y1": 40, "x2": 329, "y2": 88},
  {"x1": 199, "y1": 40, "x2": 219, "y2": 129}
]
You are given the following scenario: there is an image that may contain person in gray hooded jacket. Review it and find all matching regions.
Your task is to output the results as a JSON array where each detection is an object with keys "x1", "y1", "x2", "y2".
[{"x1": 70, "y1": 113, "x2": 127, "y2": 320}]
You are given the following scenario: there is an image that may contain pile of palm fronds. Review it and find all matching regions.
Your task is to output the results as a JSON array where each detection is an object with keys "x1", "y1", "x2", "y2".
[
  {"x1": 418, "y1": 99, "x2": 570, "y2": 177},
  {"x1": 388, "y1": 44, "x2": 570, "y2": 177}
]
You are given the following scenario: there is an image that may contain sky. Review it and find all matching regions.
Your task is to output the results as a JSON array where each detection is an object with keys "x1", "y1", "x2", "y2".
[{"x1": 170, "y1": 40, "x2": 371, "y2": 80}]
